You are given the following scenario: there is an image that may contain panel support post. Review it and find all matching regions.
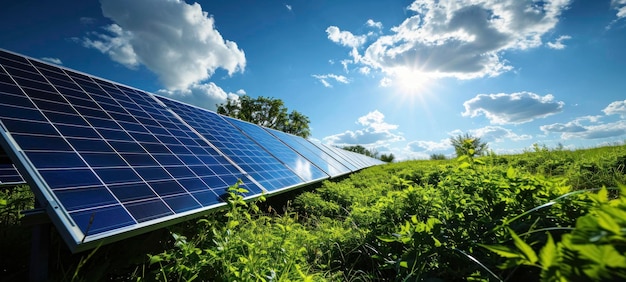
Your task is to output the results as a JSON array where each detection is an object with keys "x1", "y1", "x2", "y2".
[
  {"x1": 29, "y1": 222, "x2": 50, "y2": 282},
  {"x1": 25, "y1": 203, "x2": 50, "y2": 282}
]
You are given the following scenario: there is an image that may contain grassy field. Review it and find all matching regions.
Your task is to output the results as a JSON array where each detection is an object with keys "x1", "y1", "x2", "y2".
[{"x1": 2, "y1": 144, "x2": 626, "y2": 281}]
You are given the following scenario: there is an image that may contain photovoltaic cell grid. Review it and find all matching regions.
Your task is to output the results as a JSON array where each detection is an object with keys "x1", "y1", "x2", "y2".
[
  {"x1": 0, "y1": 146, "x2": 25, "y2": 184},
  {"x1": 264, "y1": 128, "x2": 351, "y2": 177},
  {"x1": 0, "y1": 50, "x2": 263, "y2": 249},
  {"x1": 0, "y1": 49, "x2": 382, "y2": 252},
  {"x1": 224, "y1": 116, "x2": 329, "y2": 183},
  {"x1": 157, "y1": 96, "x2": 306, "y2": 192}
]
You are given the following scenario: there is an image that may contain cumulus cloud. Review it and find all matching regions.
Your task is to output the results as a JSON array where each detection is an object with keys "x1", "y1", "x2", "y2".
[
  {"x1": 323, "y1": 110, "x2": 404, "y2": 147},
  {"x1": 547, "y1": 35, "x2": 572, "y2": 49},
  {"x1": 407, "y1": 139, "x2": 451, "y2": 152},
  {"x1": 157, "y1": 82, "x2": 243, "y2": 111},
  {"x1": 81, "y1": 0, "x2": 246, "y2": 90},
  {"x1": 40, "y1": 57, "x2": 63, "y2": 65},
  {"x1": 359, "y1": 66, "x2": 371, "y2": 75},
  {"x1": 543, "y1": 120, "x2": 626, "y2": 139},
  {"x1": 540, "y1": 114, "x2": 626, "y2": 139},
  {"x1": 462, "y1": 92, "x2": 564, "y2": 124},
  {"x1": 613, "y1": 0, "x2": 626, "y2": 19},
  {"x1": 469, "y1": 126, "x2": 532, "y2": 142},
  {"x1": 366, "y1": 19, "x2": 383, "y2": 29},
  {"x1": 326, "y1": 26, "x2": 367, "y2": 48},
  {"x1": 312, "y1": 74, "x2": 349, "y2": 88},
  {"x1": 603, "y1": 100, "x2": 626, "y2": 117},
  {"x1": 379, "y1": 77, "x2": 392, "y2": 87},
  {"x1": 542, "y1": 100, "x2": 626, "y2": 140},
  {"x1": 328, "y1": 0, "x2": 571, "y2": 80}
]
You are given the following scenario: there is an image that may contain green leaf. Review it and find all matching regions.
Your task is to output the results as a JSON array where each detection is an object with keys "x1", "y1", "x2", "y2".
[
  {"x1": 539, "y1": 232, "x2": 556, "y2": 269},
  {"x1": 596, "y1": 209, "x2": 621, "y2": 234},
  {"x1": 399, "y1": 261, "x2": 408, "y2": 268},
  {"x1": 597, "y1": 186, "x2": 609, "y2": 204},
  {"x1": 509, "y1": 228, "x2": 538, "y2": 264},
  {"x1": 148, "y1": 254, "x2": 163, "y2": 265},
  {"x1": 506, "y1": 166, "x2": 516, "y2": 178},
  {"x1": 377, "y1": 235, "x2": 397, "y2": 243},
  {"x1": 479, "y1": 244, "x2": 524, "y2": 259}
]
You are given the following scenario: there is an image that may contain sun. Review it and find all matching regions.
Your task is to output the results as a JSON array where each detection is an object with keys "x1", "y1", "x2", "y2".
[{"x1": 391, "y1": 67, "x2": 434, "y2": 96}]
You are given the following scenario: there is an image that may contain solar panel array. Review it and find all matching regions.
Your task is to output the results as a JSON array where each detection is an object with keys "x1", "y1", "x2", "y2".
[{"x1": 0, "y1": 49, "x2": 384, "y2": 252}]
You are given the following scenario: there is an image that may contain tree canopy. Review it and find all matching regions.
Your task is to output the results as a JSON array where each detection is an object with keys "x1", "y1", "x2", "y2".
[
  {"x1": 217, "y1": 96, "x2": 311, "y2": 138},
  {"x1": 450, "y1": 133, "x2": 488, "y2": 158}
]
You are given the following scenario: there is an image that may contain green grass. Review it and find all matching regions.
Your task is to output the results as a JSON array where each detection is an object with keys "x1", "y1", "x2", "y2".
[{"x1": 2, "y1": 144, "x2": 626, "y2": 281}]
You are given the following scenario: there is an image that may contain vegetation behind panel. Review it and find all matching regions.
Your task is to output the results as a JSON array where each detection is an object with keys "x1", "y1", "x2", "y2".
[{"x1": 2, "y1": 143, "x2": 626, "y2": 281}]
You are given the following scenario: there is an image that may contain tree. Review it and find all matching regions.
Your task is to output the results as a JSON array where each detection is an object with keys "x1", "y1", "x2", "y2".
[
  {"x1": 217, "y1": 96, "x2": 311, "y2": 138},
  {"x1": 342, "y1": 145, "x2": 378, "y2": 158},
  {"x1": 430, "y1": 153, "x2": 446, "y2": 160},
  {"x1": 380, "y1": 153, "x2": 395, "y2": 163},
  {"x1": 450, "y1": 133, "x2": 488, "y2": 158}
]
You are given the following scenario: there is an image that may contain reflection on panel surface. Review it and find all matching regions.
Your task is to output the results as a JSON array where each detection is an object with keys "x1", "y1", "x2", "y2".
[
  {"x1": 0, "y1": 49, "x2": 382, "y2": 252},
  {"x1": 157, "y1": 96, "x2": 305, "y2": 192},
  {"x1": 225, "y1": 117, "x2": 328, "y2": 183},
  {"x1": 0, "y1": 49, "x2": 261, "y2": 250}
]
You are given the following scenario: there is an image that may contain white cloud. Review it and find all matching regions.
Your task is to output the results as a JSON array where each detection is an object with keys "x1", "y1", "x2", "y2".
[
  {"x1": 323, "y1": 110, "x2": 404, "y2": 147},
  {"x1": 329, "y1": 0, "x2": 571, "y2": 80},
  {"x1": 612, "y1": 0, "x2": 626, "y2": 19},
  {"x1": 541, "y1": 112, "x2": 626, "y2": 140},
  {"x1": 547, "y1": 35, "x2": 572, "y2": 49},
  {"x1": 285, "y1": 4, "x2": 292, "y2": 11},
  {"x1": 379, "y1": 77, "x2": 392, "y2": 87},
  {"x1": 312, "y1": 74, "x2": 349, "y2": 88},
  {"x1": 40, "y1": 57, "x2": 63, "y2": 65},
  {"x1": 607, "y1": 0, "x2": 626, "y2": 29},
  {"x1": 603, "y1": 100, "x2": 626, "y2": 117},
  {"x1": 407, "y1": 139, "x2": 451, "y2": 152},
  {"x1": 81, "y1": 0, "x2": 246, "y2": 90},
  {"x1": 366, "y1": 19, "x2": 383, "y2": 29},
  {"x1": 544, "y1": 120, "x2": 626, "y2": 140},
  {"x1": 157, "y1": 82, "x2": 242, "y2": 111},
  {"x1": 357, "y1": 110, "x2": 398, "y2": 132},
  {"x1": 469, "y1": 126, "x2": 532, "y2": 142},
  {"x1": 358, "y1": 66, "x2": 371, "y2": 75},
  {"x1": 326, "y1": 26, "x2": 367, "y2": 48},
  {"x1": 462, "y1": 92, "x2": 564, "y2": 124}
]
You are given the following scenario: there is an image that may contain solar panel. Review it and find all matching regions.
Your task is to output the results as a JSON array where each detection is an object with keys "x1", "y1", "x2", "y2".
[
  {"x1": 224, "y1": 116, "x2": 329, "y2": 183},
  {"x1": 0, "y1": 146, "x2": 25, "y2": 184},
  {"x1": 157, "y1": 96, "x2": 306, "y2": 192},
  {"x1": 264, "y1": 128, "x2": 351, "y2": 177},
  {"x1": 0, "y1": 49, "x2": 383, "y2": 252},
  {"x1": 0, "y1": 49, "x2": 263, "y2": 251}
]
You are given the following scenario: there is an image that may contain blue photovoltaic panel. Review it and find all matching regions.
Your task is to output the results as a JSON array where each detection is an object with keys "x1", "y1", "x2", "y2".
[
  {"x1": 311, "y1": 141, "x2": 359, "y2": 171},
  {"x1": 225, "y1": 117, "x2": 329, "y2": 183},
  {"x1": 0, "y1": 49, "x2": 383, "y2": 252},
  {"x1": 336, "y1": 147, "x2": 370, "y2": 169},
  {"x1": 0, "y1": 147, "x2": 25, "y2": 184},
  {"x1": 157, "y1": 96, "x2": 305, "y2": 192},
  {"x1": 264, "y1": 128, "x2": 351, "y2": 177},
  {"x1": 0, "y1": 49, "x2": 263, "y2": 251}
]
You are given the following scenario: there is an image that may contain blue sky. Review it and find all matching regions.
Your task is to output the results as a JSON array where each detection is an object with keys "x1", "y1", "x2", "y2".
[{"x1": 1, "y1": 0, "x2": 626, "y2": 160}]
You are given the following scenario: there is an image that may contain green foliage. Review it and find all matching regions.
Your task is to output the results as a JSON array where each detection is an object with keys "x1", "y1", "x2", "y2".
[
  {"x1": 4, "y1": 144, "x2": 626, "y2": 280},
  {"x1": 430, "y1": 153, "x2": 446, "y2": 160},
  {"x1": 216, "y1": 95, "x2": 311, "y2": 138},
  {"x1": 450, "y1": 132, "x2": 488, "y2": 158},
  {"x1": 484, "y1": 185, "x2": 626, "y2": 281},
  {"x1": 148, "y1": 182, "x2": 320, "y2": 281},
  {"x1": 0, "y1": 185, "x2": 33, "y2": 225},
  {"x1": 380, "y1": 153, "x2": 395, "y2": 163},
  {"x1": 341, "y1": 145, "x2": 378, "y2": 159}
]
